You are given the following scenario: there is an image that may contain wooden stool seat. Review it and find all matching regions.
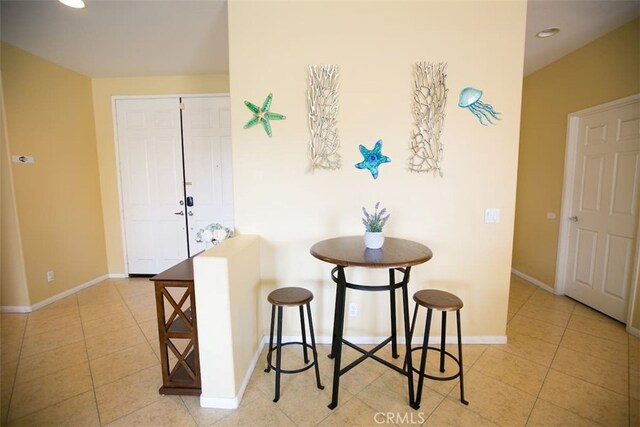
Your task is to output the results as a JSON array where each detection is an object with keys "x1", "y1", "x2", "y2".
[
  {"x1": 268, "y1": 287, "x2": 313, "y2": 306},
  {"x1": 413, "y1": 289, "x2": 463, "y2": 312}
]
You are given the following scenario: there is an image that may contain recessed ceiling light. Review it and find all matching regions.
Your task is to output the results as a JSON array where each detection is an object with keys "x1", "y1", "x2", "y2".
[
  {"x1": 59, "y1": 0, "x2": 85, "y2": 8},
  {"x1": 536, "y1": 28, "x2": 560, "y2": 38}
]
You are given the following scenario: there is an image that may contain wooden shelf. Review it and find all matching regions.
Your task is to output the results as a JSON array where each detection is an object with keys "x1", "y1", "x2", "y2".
[{"x1": 151, "y1": 256, "x2": 201, "y2": 396}]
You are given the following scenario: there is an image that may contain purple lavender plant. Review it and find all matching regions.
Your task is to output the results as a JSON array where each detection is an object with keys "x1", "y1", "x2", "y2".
[{"x1": 361, "y1": 202, "x2": 390, "y2": 232}]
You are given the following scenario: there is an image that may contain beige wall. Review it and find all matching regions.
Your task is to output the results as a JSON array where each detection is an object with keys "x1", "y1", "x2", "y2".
[
  {"x1": 1, "y1": 44, "x2": 108, "y2": 305},
  {"x1": 513, "y1": 19, "x2": 640, "y2": 288},
  {"x1": 228, "y1": 0, "x2": 526, "y2": 338},
  {"x1": 1, "y1": 74, "x2": 30, "y2": 307},
  {"x1": 91, "y1": 75, "x2": 229, "y2": 273}
]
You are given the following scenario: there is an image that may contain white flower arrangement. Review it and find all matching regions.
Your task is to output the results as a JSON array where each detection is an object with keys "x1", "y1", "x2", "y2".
[{"x1": 195, "y1": 223, "x2": 234, "y2": 246}]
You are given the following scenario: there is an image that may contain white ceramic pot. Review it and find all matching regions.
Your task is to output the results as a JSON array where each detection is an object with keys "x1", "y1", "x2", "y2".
[{"x1": 364, "y1": 232, "x2": 384, "y2": 249}]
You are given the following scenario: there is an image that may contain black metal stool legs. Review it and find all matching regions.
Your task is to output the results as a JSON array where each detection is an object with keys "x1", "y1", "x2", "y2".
[
  {"x1": 265, "y1": 290, "x2": 323, "y2": 403},
  {"x1": 306, "y1": 303, "x2": 324, "y2": 391},
  {"x1": 410, "y1": 301, "x2": 468, "y2": 409},
  {"x1": 299, "y1": 305, "x2": 310, "y2": 364},
  {"x1": 274, "y1": 306, "x2": 283, "y2": 402},
  {"x1": 414, "y1": 308, "x2": 432, "y2": 409},
  {"x1": 264, "y1": 305, "x2": 276, "y2": 373},
  {"x1": 457, "y1": 310, "x2": 468, "y2": 405},
  {"x1": 440, "y1": 312, "x2": 447, "y2": 373}
]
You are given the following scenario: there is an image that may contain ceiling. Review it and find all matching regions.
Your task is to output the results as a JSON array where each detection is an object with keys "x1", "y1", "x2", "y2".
[{"x1": 1, "y1": 0, "x2": 638, "y2": 78}]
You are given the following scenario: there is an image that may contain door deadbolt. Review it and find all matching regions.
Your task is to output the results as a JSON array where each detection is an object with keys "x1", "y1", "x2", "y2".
[{"x1": 569, "y1": 216, "x2": 578, "y2": 222}]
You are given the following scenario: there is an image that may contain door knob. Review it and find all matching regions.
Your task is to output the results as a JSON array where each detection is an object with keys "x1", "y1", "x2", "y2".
[
  {"x1": 569, "y1": 216, "x2": 578, "y2": 222},
  {"x1": 174, "y1": 211, "x2": 185, "y2": 216},
  {"x1": 187, "y1": 211, "x2": 194, "y2": 216}
]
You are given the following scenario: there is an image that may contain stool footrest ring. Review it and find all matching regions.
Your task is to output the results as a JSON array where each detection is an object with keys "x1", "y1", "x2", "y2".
[
  {"x1": 409, "y1": 346, "x2": 462, "y2": 382},
  {"x1": 265, "y1": 342, "x2": 319, "y2": 375}
]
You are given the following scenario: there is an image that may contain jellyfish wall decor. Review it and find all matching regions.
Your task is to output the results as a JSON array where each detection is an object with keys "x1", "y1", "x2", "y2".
[
  {"x1": 408, "y1": 61, "x2": 448, "y2": 176},
  {"x1": 307, "y1": 64, "x2": 342, "y2": 170},
  {"x1": 355, "y1": 139, "x2": 391, "y2": 179},
  {"x1": 243, "y1": 93, "x2": 286, "y2": 137},
  {"x1": 458, "y1": 87, "x2": 501, "y2": 126}
]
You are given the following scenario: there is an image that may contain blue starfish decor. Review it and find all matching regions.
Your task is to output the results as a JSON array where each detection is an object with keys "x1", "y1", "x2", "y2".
[
  {"x1": 243, "y1": 93, "x2": 286, "y2": 137},
  {"x1": 355, "y1": 140, "x2": 391, "y2": 179}
]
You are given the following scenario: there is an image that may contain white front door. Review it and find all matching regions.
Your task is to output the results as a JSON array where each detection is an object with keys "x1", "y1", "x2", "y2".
[
  {"x1": 116, "y1": 98, "x2": 188, "y2": 274},
  {"x1": 564, "y1": 97, "x2": 640, "y2": 321},
  {"x1": 116, "y1": 95, "x2": 234, "y2": 274},
  {"x1": 181, "y1": 96, "x2": 234, "y2": 254}
]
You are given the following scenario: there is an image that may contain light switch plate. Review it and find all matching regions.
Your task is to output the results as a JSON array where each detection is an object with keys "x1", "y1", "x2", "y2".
[{"x1": 484, "y1": 208, "x2": 500, "y2": 224}]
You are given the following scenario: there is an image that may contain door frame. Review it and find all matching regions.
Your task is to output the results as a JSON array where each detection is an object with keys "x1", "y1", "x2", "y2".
[
  {"x1": 555, "y1": 93, "x2": 640, "y2": 328},
  {"x1": 111, "y1": 93, "x2": 231, "y2": 275}
]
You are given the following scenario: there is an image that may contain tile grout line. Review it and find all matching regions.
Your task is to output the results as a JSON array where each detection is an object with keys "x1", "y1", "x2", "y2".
[
  {"x1": 3, "y1": 310, "x2": 29, "y2": 424},
  {"x1": 511, "y1": 282, "x2": 549, "y2": 427},
  {"x1": 75, "y1": 291, "x2": 106, "y2": 427},
  {"x1": 629, "y1": 334, "x2": 640, "y2": 427}
]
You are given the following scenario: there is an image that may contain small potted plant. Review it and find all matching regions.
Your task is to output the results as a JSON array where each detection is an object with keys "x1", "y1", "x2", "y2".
[{"x1": 361, "y1": 202, "x2": 390, "y2": 249}]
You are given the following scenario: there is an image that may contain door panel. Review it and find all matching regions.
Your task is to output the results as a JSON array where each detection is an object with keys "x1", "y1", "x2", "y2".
[
  {"x1": 116, "y1": 98, "x2": 188, "y2": 274},
  {"x1": 603, "y1": 234, "x2": 632, "y2": 299},
  {"x1": 565, "y1": 99, "x2": 640, "y2": 321},
  {"x1": 181, "y1": 96, "x2": 234, "y2": 254}
]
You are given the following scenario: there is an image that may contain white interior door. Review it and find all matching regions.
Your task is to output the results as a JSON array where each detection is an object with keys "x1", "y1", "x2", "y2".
[
  {"x1": 181, "y1": 96, "x2": 234, "y2": 254},
  {"x1": 116, "y1": 98, "x2": 188, "y2": 274},
  {"x1": 564, "y1": 97, "x2": 640, "y2": 321}
]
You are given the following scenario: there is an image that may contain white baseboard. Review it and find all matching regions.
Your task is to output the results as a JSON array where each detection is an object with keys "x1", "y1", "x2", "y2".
[
  {"x1": 0, "y1": 274, "x2": 109, "y2": 313},
  {"x1": 269, "y1": 335, "x2": 507, "y2": 346},
  {"x1": 109, "y1": 273, "x2": 129, "y2": 279},
  {"x1": 627, "y1": 324, "x2": 640, "y2": 339},
  {"x1": 511, "y1": 268, "x2": 557, "y2": 294},
  {"x1": 0, "y1": 305, "x2": 31, "y2": 313},
  {"x1": 200, "y1": 338, "x2": 266, "y2": 409}
]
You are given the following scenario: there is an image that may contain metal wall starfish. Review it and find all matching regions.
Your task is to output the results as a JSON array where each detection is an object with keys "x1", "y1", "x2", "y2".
[
  {"x1": 355, "y1": 140, "x2": 391, "y2": 179},
  {"x1": 243, "y1": 93, "x2": 286, "y2": 137}
]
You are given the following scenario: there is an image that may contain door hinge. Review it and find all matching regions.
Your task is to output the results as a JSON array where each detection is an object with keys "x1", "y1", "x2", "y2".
[{"x1": 179, "y1": 102, "x2": 185, "y2": 110}]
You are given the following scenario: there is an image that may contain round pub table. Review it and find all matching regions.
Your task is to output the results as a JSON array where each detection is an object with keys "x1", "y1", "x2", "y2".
[{"x1": 310, "y1": 236, "x2": 433, "y2": 410}]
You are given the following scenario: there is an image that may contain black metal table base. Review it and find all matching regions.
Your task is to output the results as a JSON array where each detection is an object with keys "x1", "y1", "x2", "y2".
[{"x1": 328, "y1": 266, "x2": 416, "y2": 410}]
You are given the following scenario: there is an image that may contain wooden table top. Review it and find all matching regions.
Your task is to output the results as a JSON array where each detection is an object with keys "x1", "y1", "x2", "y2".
[
  {"x1": 310, "y1": 236, "x2": 433, "y2": 268},
  {"x1": 150, "y1": 256, "x2": 195, "y2": 282}
]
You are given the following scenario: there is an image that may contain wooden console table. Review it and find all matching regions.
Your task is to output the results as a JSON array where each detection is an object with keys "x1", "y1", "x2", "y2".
[{"x1": 150, "y1": 255, "x2": 201, "y2": 395}]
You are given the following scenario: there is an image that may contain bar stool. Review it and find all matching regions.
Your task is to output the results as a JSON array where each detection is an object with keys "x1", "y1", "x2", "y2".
[
  {"x1": 264, "y1": 287, "x2": 324, "y2": 402},
  {"x1": 407, "y1": 289, "x2": 468, "y2": 409}
]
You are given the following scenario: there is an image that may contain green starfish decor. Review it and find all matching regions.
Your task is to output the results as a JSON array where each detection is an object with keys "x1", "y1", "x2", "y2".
[
  {"x1": 355, "y1": 139, "x2": 391, "y2": 179},
  {"x1": 243, "y1": 93, "x2": 286, "y2": 138}
]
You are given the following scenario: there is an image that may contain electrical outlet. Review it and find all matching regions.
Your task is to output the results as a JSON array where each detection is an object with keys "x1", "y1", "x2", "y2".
[
  {"x1": 348, "y1": 303, "x2": 358, "y2": 317},
  {"x1": 47, "y1": 271, "x2": 55, "y2": 282}
]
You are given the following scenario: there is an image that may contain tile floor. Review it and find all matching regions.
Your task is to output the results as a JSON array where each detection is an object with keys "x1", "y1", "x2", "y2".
[{"x1": 1, "y1": 275, "x2": 638, "y2": 426}]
